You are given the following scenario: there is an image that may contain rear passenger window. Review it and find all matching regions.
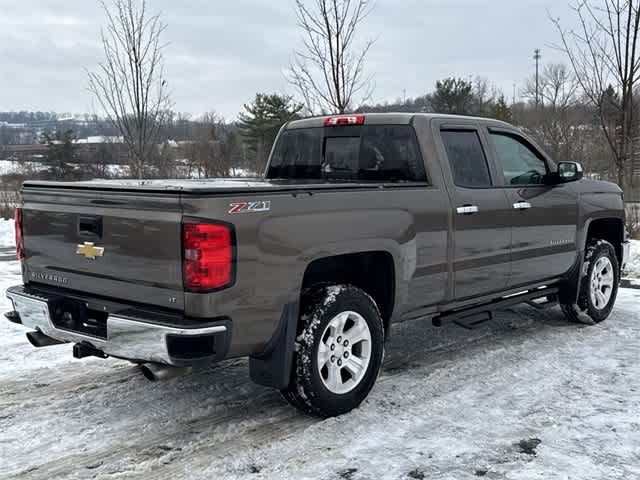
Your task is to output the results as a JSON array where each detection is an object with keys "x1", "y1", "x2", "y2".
[
  {"x1": 358, "y1": 125, "x2": 427, "y2": 182},
  {"x1": 440, "y1": 130, "x2": 492, "y2": 188}
]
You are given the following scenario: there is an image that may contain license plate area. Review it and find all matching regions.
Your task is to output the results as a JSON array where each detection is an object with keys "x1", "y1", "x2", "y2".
[{"x1": 48, "y1": 298, "x2": 108, "y2": 339}]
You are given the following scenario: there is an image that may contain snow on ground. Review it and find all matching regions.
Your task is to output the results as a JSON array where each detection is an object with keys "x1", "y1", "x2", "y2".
[
  {"x1": 624, "y1": 239, "x2": 640, "y2": 280},
  {"x1": 0, "y1": 160, "x2": 46, "y2": 175},
  {"x1": 0, "y1": 219, "x2": 14, "y2": 248},
  {"x1": 1, "y1": 222, "x2": 640, "y2": 479},
  {"x1": 0, "y1": 159, "x2": 257, "y2": 179}
]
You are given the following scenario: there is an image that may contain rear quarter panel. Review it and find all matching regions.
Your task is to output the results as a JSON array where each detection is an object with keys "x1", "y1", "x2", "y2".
[{"x1": 181, "y1": 185, "x2": 448, "y2": 357}]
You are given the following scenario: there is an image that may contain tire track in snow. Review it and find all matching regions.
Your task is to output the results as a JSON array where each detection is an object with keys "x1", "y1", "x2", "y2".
[
  {"x1": 2, "y1": 293, "x2": 639, "y2": 480},
  {"x1": 6, "y1": 388, "x2": 303, "y2": 480},
  {"x1": 0, "y1": 311, "x2": 512, "y2": 478},
  {"x1": 6, "y1": 308, "x2": 548, "y2": 479},
  {"x1": 0, "y1": 247, "x2": 15, "y2": 261}
]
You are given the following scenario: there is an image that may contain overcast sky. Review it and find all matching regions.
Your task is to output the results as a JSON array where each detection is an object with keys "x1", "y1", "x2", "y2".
[{"x1": 0, "y1": 0, "x2": 581, "y2": 120}]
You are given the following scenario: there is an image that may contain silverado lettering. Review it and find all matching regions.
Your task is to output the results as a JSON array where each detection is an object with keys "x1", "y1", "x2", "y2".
[{"x1": 30, "y1": 272, "x2": 69, "y2": 285}]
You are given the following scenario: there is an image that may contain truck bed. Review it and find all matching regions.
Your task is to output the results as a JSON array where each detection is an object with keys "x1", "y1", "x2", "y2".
[{"x1": 23, "y1": 178, "x2": 424, "y2": 194}]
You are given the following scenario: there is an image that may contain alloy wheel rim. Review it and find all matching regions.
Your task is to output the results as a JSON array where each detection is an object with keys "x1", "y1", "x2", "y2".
[
  {"x1": 589, "y1": 256, "x2": 614, "y2": 310},
  {"x1": 317, "y1": 311, "x2": 372, "y2": 395}
]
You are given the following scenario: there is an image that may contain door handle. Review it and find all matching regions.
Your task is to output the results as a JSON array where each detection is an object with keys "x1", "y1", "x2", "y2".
[
  {"x1": 513, "y1": 202, "x2": 532, "y2": 210},
  {"x1": 456, "y1": 205, "x2": 479, "y2": 215}
]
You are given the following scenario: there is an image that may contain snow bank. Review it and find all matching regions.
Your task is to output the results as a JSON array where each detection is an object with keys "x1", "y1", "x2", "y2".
[
  {"x1": 0, "y1": 218, "x2": 14, "y2": 248},
  {"x1": 0, "y1": 160, "x2": 46, "y2": 175},
  {"x1": 624, "y1": 239, "x2": 640, "y2": 280}
]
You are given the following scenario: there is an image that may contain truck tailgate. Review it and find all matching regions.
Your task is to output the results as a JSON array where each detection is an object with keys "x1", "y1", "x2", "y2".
[{"x1": 21, "y1": 186, "x2": 185, "y2": 311}]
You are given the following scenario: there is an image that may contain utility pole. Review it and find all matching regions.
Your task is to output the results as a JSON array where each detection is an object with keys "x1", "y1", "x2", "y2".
[{"x1": 534, "y1": 48, "x2": 541, "y2": 107}]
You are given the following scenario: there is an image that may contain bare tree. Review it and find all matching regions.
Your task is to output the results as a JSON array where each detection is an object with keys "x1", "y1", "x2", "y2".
[
  {"x1": 519, "y1": 64, "x2": 587, "y2": 162},
  {"x1": 551, "y1": 0, "x2": 640, "y2": 188},
  {"x1": 88, "y1": 0, "x2": 171, "y2": 179},
  {"x1": 187, "y1": 112, "x2": 237, "y2": 178},
  {"x1": 524, "y1": 64, "x2": 579, "y2": 109},
  {"x1": 288, "y1": 0, "x2": 375, "y2": 114},
  {"x1": 472, "y1": 77, "x2": 499, "y2": 115}
]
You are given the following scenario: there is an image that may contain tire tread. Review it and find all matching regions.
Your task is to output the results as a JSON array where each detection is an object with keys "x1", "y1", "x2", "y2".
[
  {"x1": 561, "y1": 239, "x2": 619, "y2": 324},
  {"x1": 280, "y1": 284, "x2": 384, "y2": 417}
]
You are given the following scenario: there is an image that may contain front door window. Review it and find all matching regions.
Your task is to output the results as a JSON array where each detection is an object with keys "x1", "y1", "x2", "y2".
[{"x1": 491, "y1": 133, "x2": 547, "y2": 186}]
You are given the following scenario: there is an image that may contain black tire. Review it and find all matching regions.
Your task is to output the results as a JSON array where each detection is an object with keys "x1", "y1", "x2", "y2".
[
  {"x1": 561, "y1": 240, "x2": 620, "y2": 324},
  {"x1": 280, "y1": 284, "x2": 384, "y2": 417}
]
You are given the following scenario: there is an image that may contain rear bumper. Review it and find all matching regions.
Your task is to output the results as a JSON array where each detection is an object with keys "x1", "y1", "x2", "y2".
[{"x1": 5, "y1": 285, "x2": 230, "y2": 366}]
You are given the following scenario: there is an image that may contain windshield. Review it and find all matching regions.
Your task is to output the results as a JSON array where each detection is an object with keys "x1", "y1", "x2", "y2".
[{"x1": 266, "y1": 125, "x2": 427, "y2": 182}]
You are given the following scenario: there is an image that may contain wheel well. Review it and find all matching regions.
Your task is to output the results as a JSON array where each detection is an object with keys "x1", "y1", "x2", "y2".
[
  {"x1": 586, "y1": 218, "x2": 624, "y2": 264},
  {"x1": 301, "y1": 251, "x2": 395, "y2": 333}
]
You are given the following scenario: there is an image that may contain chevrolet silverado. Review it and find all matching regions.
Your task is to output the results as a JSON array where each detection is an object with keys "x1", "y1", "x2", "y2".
[{"x1": 5, "y1": 113, "x2": 631, "y2": 417}]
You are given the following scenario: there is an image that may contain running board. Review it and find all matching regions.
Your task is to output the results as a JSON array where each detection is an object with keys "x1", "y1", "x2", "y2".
[
  {"x1": 525, "y1": 294, "x2": 558, "y2": 310},
  {"x1": 433, "y1": 287, "x2": 560, "y2": 330},
  {"x1": 452, "y1": 312, "x2": 492, "y2": 330}
]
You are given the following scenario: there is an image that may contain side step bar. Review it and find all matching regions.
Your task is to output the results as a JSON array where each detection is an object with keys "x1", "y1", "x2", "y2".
[
  {"x1": 433, "y1": 287, "x2": 560, "y2": 330},
  {"x1": 452, "y1": 311, "x2": 493, "y2": 330}
]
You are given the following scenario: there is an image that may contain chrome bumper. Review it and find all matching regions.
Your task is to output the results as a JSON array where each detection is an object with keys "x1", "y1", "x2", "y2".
[{"x1": 6, "y1": 286, "x2": 228, "y2": 366}]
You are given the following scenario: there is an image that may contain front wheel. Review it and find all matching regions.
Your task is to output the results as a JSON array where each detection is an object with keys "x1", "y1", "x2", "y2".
[
  {"x1": 561, "y1": 240, "x2": 620, "y2": 324},
  {"x1": 281, "y1": 285, "x2": 384, "y2": 417}
]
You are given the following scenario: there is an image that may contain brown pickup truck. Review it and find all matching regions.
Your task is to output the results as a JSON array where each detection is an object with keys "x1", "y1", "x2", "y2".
[{"x1": 5, "y1": 113, "x2": 631, "y2": 417}]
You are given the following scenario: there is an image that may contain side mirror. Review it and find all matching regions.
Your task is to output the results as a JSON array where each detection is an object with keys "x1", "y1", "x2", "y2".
[{"x1": 552, "y1": 161, "x2": 583, "y2": 184}]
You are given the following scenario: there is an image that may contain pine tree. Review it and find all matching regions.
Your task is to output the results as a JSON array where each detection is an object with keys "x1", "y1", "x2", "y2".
[
  {"x1": 490, "y1": 95, "x2": 513, "y2": 122},
  {"x1": 238, "y1": 94, "x2": 303, "y2": 172},
  {"x1": 42, "y1": 129, "x2": 78, "y2": 179},
  {"x1": 429, "y1": 78, "x2": 474, "y2": 115}
]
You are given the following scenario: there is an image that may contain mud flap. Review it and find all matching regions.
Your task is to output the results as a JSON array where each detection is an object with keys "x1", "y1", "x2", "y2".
[
  {"x1": 249, "y1": 302, "x2": 299, "y2": 389},
  {"x1": 559, "y1": 251, "x2": 584, "y2": 306}
]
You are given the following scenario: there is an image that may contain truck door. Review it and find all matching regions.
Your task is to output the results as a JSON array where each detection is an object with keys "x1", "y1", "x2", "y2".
[
  {"x1": 486, "y1": 128, "x2": 579, "y2": 288},
  {"x1": 437, "y1": 125, "x2": 512, "y2": 300}
]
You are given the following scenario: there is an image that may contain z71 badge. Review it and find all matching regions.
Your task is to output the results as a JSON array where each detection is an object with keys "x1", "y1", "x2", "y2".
[{"x1": 229, "y1": 201, "x2": 271, "y2": 214}]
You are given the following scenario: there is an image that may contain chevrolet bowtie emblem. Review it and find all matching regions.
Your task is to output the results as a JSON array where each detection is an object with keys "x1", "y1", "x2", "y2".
[{"x1": 76, "y1": 242, "x2": 104, "y2": 260}]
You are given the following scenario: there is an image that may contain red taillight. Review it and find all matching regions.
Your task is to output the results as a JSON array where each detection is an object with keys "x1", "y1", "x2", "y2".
[
  {"x1": 324, "y1": 115, "x2": 365, "y2": 126},
  {"x1": 182, "y1": 220, "x2": 235, "y2": 292},
  {"x1": 15, "y1": 207, "x2": 25, "y2": 262}
]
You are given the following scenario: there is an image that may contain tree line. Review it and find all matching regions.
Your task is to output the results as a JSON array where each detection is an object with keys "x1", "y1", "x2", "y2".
[
  {"x1": 2, "y1": 0, "x2": 640, "y2": 199},
  {"x1": 0, "y1": 69, "x2": 636, "y2": 195}
]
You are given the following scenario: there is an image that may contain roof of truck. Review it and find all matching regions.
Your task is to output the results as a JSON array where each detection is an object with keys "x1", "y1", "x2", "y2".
[{"x1": 285, "y1": 112, "x2": 515, "y2": 130}]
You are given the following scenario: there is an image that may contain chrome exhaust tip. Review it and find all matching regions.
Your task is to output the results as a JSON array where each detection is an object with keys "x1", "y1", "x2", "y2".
[
  {"x1": 26, "y1": 331, "x2": 66, "y2": 348},
  {"x1": 140, "y1": 363, "x2": 192, "y2": 382}
]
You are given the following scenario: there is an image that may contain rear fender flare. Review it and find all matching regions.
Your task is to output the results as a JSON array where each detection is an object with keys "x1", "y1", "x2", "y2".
[
  {"x1": 292, "y1": 238, "x2": 411, "y2": 313},
  {"x1": 250, "y1": 240, "x2": 411, "y2": 390}
]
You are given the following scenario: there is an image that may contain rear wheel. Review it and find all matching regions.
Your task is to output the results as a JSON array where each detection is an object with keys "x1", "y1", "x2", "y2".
[
  {"x1": 561, "y1": 240, "x2": 619, "y2": 324},
  {"x1": 281, "y1": 285, "x2": 384, "y2": 417}
]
